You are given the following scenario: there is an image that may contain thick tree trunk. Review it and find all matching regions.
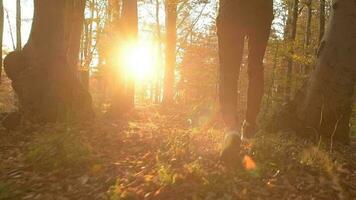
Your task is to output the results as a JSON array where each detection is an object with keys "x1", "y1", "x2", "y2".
[
  {"x1": 3, "y1": 0, "x2": 94, "y2": 124},
  {"x1": 163, "y1": 0, "x2": 178, "y2": 104},
  {"x1": 16, "y1": 0, "x2": 21, "y2": 51},
  {"x1": 270, "y1": 0, "x2": 356, "y2": 144},
  {"x1": 0, "y1": 0, "x2": 3, "y2": 84}
]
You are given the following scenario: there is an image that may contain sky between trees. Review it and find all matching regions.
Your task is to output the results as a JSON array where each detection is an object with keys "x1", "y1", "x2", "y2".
[{"x1": 2, "y1": 0, "x2": 286, "y2": 51}]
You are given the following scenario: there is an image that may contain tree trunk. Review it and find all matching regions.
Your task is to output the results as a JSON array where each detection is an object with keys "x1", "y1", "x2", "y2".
[
  {"x1": 16, "y1": 0, "x2": 21, "y2": 51},
  {"x1": 111, "y1": 0, "x2": 121, "y2": 22},
  {"x1": 81, "y1": 0, "x2": 95, "y2": 90},
  {"x1": 3, "y1": 0, "x2": 94, "y2": 124},
  {"x1": 110, "y1": 0, "x2": 138, "y2": 114},
  {"x1": 270, "y1": 0, "x2": 356, "y2": 145},
  {"x1": 122, "y1": 0, "x2": 138, "y2": 108},
  {"x1": 319, "y1": 0, "x2": 326, "y2": 43},
  {"x1": 283, "y1": 0, "x2": 293, "y2": 40},
  {"x1": 67, "y1": 0, "x2": 86, "y2": 72},
  {"x1": 285, "y1": 0, "x2": 299, "y2": 101},
  {"x1": 304, "y1": 0, "x2": 312, "y2": 74},
  {"x1": 163, "y1": 0, "x2": 178, "y2": 104},
  {"x1": 0, "y1": 0, "x2": 3, "y2": 84},
  {"x1": 155, "y1": 0, "x2": 162, "y2": 103}
]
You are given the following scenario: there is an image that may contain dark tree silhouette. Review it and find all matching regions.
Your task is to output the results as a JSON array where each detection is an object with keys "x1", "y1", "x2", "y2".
[{"x1": 3, "y1": 0, "x2": 94, "y2": 125}]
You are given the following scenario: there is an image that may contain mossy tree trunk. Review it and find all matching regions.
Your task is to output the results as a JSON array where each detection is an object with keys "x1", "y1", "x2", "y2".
[{"x1": 4, "y1": 0, "x2": 94, "y2": 124}]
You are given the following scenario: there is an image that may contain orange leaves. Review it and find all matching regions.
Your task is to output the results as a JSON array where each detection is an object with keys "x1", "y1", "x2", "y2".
[{"x1": 243, "y1": 155, "x2": 256, "y2": 171}]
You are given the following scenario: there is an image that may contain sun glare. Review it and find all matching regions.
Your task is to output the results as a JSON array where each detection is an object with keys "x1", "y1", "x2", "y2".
[{"x1": 120, "y1": 42, "x2": 158, "y2": 82}]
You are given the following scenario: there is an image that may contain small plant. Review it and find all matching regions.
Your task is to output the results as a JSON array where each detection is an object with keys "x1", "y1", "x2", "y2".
[
  {"x1": 26, "y1": 126, "x2": 93, "y2": 170},
  {"x1": 107, "y1": 180, "x2": 123, "y2": 200},
  {"x1": 158, "y1": 164, "x2": 176, "y2": 185},
  {"x1": 300, "y1": 146, "x2": 333, "y2": 173},
  {"x1": 107, "y1": 179, "x2": 138, "y2": 200},
  {"x1": 253, "y1": 133, "x2": 299, "y2": 167}
]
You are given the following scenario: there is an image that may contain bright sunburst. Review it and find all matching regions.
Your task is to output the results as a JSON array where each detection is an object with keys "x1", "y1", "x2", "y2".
[{"x1": 119, "y1": 41, "x2": 158, "y2": 82}]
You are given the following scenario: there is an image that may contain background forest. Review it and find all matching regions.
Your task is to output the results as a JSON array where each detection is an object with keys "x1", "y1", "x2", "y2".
[
  {"x1": 0, "y1": 0, "x2": 354, "y2": 128},
  {"x1": 0, "y1": 0, "x2": 355, "y2": 199}
]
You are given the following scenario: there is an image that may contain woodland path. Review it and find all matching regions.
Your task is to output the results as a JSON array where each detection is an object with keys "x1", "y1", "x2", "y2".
[{"x1": 1, "y1": 104, "x2": 356, "y2": 199}]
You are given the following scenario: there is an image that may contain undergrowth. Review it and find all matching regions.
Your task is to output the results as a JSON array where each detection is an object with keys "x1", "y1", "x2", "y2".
[
  {"x1": 0, "y1": 181, "x2": 13, "y2": 200},
  {"x1": 26, "y1": 125, "x2": 94, "y2": 171}
]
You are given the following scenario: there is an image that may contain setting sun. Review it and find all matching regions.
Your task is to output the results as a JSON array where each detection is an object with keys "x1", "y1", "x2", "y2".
[{"x1": 119, "y1": 42, "x2": 158, "y2": 82}]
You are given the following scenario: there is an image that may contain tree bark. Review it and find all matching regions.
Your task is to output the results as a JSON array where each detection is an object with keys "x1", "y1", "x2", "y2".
[
  {"x1": 270, "y1": 0, "x2": 356, "y2": 144},
  {"x1": 3, "y1": 0, "x2": 94, "y2": 124},
  {"x1": 67, "y1": 0, "x2": 86, "y2": 72},
  {"x1": 16, "y1": 0, "x2": 22, "y2": 51},
  {"x1": 163, "y1": 0, "x2": 178, "y2": 104}
]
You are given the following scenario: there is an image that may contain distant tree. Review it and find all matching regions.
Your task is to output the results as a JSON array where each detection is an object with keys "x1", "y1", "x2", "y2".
[
  {"x1": 121, "y1": 0, "x2": 138, "y2": 108},
  {"x1": 3, "y1": 0, "x2": 94, "y2": 124},
  {"x1": 163, "y1": 0, "x2": 178, "y2": 104},
  {"x1": 270, "y1": 0, "x2": 356, "y2": 145},
  {"x1": 285, "y1": 0, "x2": 299, "y2": 101},
  {"x1": 319, "y1": 0, "x2": 326, "y2": 43},
  {"x1": 16, "y1": 0, "x2": 21, "y2": 51},
  {"x1": 110, "y1": 0, "x2": 138, "y2": 114},
  {"x1": 303, "y1": 0, "x2": 313, "y2": 74},
  {"x1": 81, "y1": 0, "x2": 96, "y2": 89},
  {"x1": 155, "y1": 0, "x2": 162, "y2": 103}
]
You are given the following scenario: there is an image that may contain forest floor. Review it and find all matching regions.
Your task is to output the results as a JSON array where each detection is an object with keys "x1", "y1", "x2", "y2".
[{"x1": 1, "y1": 81, "x2": 356, "y2": 200}]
